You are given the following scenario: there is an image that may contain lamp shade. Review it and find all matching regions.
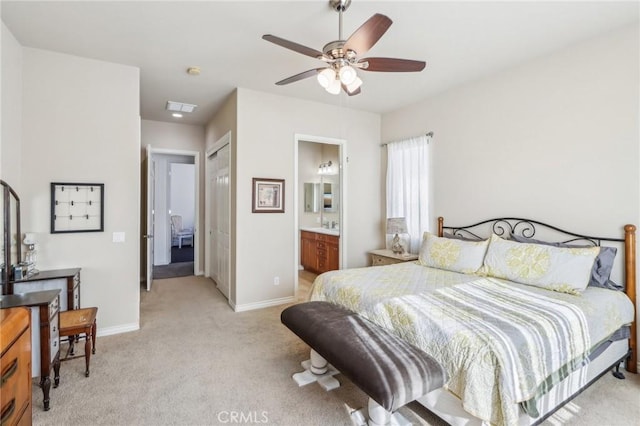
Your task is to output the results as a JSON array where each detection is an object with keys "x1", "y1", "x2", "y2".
[
  {"x1": 386, "y1": 217, "x2": 407, "y2": 234},
  {"x1": 326, "y1": 78, "x2": 341, "y2": 95},
  {"x1": 317, "y1": 68, "x2": 335, "y2": 88},
  {"x1": 338, "y1": 65, "x2": 357, "y2": 85},
  {"x1": 23, "y1": 233, "x2": 37, "y2": 245}
]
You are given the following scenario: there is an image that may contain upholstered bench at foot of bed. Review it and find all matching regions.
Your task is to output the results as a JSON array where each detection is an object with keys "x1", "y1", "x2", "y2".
[{"x1": 281, "y1": 301, "x2": 447, "y2": 426}]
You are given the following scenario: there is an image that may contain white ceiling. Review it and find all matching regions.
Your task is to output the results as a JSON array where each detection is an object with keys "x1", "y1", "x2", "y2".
[{"x1": 2, "y1": 1, "x2": 638, "y2": 126}]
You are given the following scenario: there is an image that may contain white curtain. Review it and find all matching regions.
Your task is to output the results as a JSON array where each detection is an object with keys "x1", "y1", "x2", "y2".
[{"x1": 386, "y1": 134, "x2": 431, "y2": 253}]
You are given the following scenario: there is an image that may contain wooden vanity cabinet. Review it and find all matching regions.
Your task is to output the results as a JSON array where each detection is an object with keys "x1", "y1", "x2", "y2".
[{"x1": 301, "y1": 231, "x2": 339, "y2": 274}]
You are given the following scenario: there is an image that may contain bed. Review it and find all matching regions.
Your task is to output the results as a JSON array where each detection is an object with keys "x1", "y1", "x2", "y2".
[{"x1": 308, "y1": 217, "x2": 637, "y2": 425}]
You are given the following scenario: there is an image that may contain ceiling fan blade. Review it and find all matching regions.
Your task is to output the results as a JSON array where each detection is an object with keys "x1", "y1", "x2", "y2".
[
  {"x1": 275, "y1": 68, "x2": 325, "y2": 86},
  {"x1": 262, "y1": 34, "x2": 325, "y2": 60},
  {"x1": 343, "y1": 14, "x2": 392, "y2": 56},
  {"x1": 359, "y1": 57, "x2": 426, "y2": 72}
]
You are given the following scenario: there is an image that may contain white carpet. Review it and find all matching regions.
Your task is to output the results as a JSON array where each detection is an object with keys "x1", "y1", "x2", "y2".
[{"x1": 32, "y1": 275, "x2": 640, "y2": 425}]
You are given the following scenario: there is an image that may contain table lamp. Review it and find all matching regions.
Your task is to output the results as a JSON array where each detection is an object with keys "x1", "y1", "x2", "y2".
[
  {"x1": 23, "y1": 232, "x2": 38, "y2": 275},
  {"x1": 386, "y1": 217, "x2": 408, "y2": 254}
]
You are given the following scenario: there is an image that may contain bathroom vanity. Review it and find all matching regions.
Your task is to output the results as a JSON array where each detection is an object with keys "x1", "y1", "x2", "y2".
[{"x1": 300, "y1": 228, "x2": 339, "y2": 274}]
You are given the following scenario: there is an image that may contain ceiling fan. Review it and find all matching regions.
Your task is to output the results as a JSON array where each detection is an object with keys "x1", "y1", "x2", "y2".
[{"x1": 262, "y1": 0, "x2": 426, "y2": 96}]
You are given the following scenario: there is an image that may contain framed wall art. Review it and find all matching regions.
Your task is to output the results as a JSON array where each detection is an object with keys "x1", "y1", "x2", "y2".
[
  {"x1": 252, "y1": 178, "x2": 284, "y2": 213},
  {"x1": 51, "y1": 182, "x2": 104, "y2": 233}
]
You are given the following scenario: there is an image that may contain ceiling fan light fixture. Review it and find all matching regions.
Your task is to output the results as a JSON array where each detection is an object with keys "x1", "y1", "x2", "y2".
[
  {"x1": 326, "y1": 78, "x2": 341, "y2": 95},
  {"x1": 346, "y1": 76, "x2": 363, "y2": 93},
  {"x1": 317, "y1": 68, "x2": 336, "y2": 88},
  {"x1": 338, "y1": 65, "x2": 357, "y2": 85}
]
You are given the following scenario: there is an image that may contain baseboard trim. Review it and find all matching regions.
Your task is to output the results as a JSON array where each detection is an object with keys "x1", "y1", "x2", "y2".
[
  {"x1": 233, "y1": 296, "x2": 296, "y2": 312},
  {"x1": 97, "y1": 322, "x2": 139, "y2": 337}
]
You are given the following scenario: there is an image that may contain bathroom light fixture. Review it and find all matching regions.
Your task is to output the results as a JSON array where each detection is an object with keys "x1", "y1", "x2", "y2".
[
  {"x1": 172, "y1": 113, "x2": 183, "y2": 118},
  {"x1": 318, "y1": 161, "x2": 333, "y2": 175},
  {"x1": 166, "y1": 101, "x2": 197, "y2": 113}
]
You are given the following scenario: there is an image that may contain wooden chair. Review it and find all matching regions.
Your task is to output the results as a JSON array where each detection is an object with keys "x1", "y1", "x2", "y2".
[{"x1": 59, "y1": 307, "x2": 98, "y2": 377}]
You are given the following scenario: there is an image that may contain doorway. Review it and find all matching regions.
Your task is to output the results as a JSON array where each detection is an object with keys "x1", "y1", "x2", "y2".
[
  {"x1": 294, "y1": 134, "x2": 347, "y2": 296},
  {"x1": 143, "y1": 147, "x2": 200, "y2": 288}
]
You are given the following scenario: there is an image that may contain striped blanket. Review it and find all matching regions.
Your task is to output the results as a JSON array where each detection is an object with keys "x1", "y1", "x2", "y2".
[
  {"x1": 311, "y1": 263, "x2": 633, "y2": 425},
  {"x1": 368, "y1": 278, "x2": 591, "y2": 424}
]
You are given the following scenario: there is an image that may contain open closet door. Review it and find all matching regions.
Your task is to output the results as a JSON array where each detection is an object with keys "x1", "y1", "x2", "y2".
[{"x1": 145, "y1": 145, "x2": 155, "y2": 291}]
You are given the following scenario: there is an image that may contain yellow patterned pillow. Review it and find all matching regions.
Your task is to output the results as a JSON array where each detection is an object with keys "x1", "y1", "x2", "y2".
[
  {"x1": 418, "y1": 232, "x2": 489, "y2": 274},
  {"x1": 482, "y1": 234, "x2": 600, "y2": 295}
]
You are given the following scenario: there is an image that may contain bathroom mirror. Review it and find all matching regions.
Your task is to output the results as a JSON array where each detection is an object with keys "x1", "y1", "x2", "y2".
[
  {"x1": 0, "y1": 180, "x2": 21, "y2": 293},
  {"x1": 304, "y1": 183, "x2": 320, "y2": 213},
  {"x1": 323, "y1": 182, "x2": 338, "y2": 213}
]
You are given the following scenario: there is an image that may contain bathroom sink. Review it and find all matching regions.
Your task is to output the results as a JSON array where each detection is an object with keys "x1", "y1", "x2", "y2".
[{"x1": 300, "y1": 227, "x2": 340, "y2": 236}]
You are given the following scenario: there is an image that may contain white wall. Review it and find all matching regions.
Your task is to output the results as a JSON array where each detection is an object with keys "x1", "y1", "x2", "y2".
[
  {"x1": 382, "y1": 25, "x2": 639, "y2": 236},
  {"x1": 382, "y1": 24, "x2": 639, "y2": 353},
  {"x1": 1, "y1": 23, "x2": 23, "y2": 187},
  {"x1": 234, "y1": 88, "x2": 381, "y2": 309},
  {"x1": 20, "y1": 47, "x2": 141, "y2": 334}
]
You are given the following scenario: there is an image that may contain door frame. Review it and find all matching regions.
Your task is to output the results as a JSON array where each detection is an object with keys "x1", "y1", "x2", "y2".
[
  {"x1": 293, "y1": 134, "x2": 347, "y2": 294},
  {"x1": 145, "y1": 146, "x2": 201, "y2": 284}
]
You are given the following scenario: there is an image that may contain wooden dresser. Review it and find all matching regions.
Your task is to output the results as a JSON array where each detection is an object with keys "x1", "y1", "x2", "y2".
[
  {"x1": 12, "y1": 267, "x2": 81, "y2": 312},
  {"x1": 1, "y1": 307, "x2": 32, "y2": 426},
  {"x1": 0, "y1": 290, "x2": 61, "y2": 411},
  {"x1": 301, "y1": 230, "x2": 339, "y2": 274}
]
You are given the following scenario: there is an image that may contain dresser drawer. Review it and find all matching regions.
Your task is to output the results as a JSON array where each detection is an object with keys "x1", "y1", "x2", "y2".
[
  {"x1": 317, "y1": 234, "x2": 339, "y2": 245},
  {"x1": 49, "y1": 313, "x2": 60, "y2": 363},
  {"x1": 49, "y1": 296, "x2": 60, "y2": 319},
  {"x1": 1, "y1": 326, "x2": 31, "y2": 423},
  {"x1": 371, "y1": 254, "x2": 393, "y2": 266},
  {"x1": 72, "y1": 287, "x2": 80, "y2": 310},
  {"x1": 300, "y1": 231, "x2": 317, "y2": 241}
]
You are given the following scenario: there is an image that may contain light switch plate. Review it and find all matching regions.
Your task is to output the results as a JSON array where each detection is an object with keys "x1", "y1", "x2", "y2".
[{"x1": 112, "y1": 232, "x2": 125, "y2": 243}]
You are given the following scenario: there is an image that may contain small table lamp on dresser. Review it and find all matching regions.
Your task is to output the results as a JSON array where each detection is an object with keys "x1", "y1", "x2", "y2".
[{"x1": 386, "y1": 217, "x2": 408, "y2": 254}]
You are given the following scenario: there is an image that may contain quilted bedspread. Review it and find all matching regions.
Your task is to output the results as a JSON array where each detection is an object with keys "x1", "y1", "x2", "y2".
[{"x1": 309, "y1": 262, "x2": 634, "y2": 425}]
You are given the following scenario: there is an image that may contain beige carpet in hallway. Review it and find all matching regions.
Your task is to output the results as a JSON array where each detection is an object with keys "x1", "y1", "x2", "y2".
[{"x1": 32, "y1": 275, "x2": 640, "y2": 425}]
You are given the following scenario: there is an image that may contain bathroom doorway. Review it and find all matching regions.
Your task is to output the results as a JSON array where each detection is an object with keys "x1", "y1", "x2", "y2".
[{"x1": 294, "y1": 134, "x2": 347, "y2": 296}]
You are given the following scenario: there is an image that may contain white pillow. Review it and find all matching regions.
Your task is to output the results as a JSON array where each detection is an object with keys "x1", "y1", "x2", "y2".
[
  {"x1": 482, "y1": 234, "x2": 600, "y2": 295},
  {"x1": 418, "y1": 232, "x2": 489, "y2": 274}
]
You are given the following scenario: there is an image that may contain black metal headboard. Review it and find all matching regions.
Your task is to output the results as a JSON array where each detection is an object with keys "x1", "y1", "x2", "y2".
[{"x1": 438, "y1": 216, "x2": 624, "y2": 246}]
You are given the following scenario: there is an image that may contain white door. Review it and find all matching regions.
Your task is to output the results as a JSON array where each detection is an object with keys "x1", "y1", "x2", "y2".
[
  {"x1": 145, "y1": 145, "x2": 155, "y2": 291},
  {"x1": 209, "y1": 144, "x2": 230, "y2": 299}
]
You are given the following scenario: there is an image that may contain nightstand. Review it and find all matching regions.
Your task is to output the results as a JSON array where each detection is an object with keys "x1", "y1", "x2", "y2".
[{"x1": 368, "y1": 249, "x2": 418, "y2": 266}]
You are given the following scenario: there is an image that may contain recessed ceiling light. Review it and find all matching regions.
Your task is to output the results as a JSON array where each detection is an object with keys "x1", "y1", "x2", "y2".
[
  {"x1": 187, "y1": 67, "x2": 201, "y2": 76},
  {"x1": 172, "y1": 113, "x2": 183, "y2": 118},
  {"x1": 166, "y1": 101, "x2": 197, "y2": 113}
]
